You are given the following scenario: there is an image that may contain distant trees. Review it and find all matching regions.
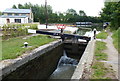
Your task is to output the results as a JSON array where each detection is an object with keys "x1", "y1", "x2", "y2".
[
  {"x1": 66, "y1": 9, "x2": 77, "y2": 15},
  {"x1": 0, "y1": 11, "x2": 2, "y2": 15},
  {"x1": 12, "y1": 5, "x2": 17, "y2": 9},
  {"x1": 100, "y1": 1, "x2": 120, "y2": 29},
  {"x1": 12, "y1": 3, "x2": 102, "y2": 23},
  {"x1": 79, "y1": 10, "x2": 86, "y2": 16}
]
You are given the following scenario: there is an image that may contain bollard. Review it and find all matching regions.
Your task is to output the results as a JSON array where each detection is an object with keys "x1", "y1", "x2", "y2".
[{"x1": 24, "y1": 42, "x2": 28, "y2": 48}]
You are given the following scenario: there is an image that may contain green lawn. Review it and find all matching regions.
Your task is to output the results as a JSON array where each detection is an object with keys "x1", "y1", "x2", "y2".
[
  {"x1": 96, "y1": 31, "x2": 108, "y2": 39},
  {"x1": 1, "y1": 35, "x2": 56, "y2": 60},
  {"x1": 112, "y1": 28, "x2": 120, "y2": 53}
]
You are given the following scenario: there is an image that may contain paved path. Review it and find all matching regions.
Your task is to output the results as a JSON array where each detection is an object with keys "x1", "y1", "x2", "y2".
[
  {"x1": 97, "y1": 32, "x2": 119, "y2": 80},
  {"x1": 0, "y1": 32, "x2": 2, "y2": 36}
]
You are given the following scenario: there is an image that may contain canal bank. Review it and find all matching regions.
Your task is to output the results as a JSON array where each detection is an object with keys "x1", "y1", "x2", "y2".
[
  {"x1": 1, "y1": 40, "x2": 63, "y2": 80},
  {"x1": 1, "y1": 27, "x2": 96, "y2": 80},
  {"x1": 71, "y1": 39, "x2": 95, "y2": 80},
  {"x1": 1, "y1": 39, "x2": 95, "y2": 80}
]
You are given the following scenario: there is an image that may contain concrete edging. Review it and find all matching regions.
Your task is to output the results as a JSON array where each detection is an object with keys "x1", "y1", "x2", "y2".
[
  {"x1": 71, "y1": 40, "x2": 96, "y2": 80},
  {"x1": 0, "y1": 40, "x2": 62, "y2": 79}
]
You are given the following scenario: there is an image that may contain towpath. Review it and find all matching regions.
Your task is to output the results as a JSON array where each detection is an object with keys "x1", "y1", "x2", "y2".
[{"x1": 97, "y1": 32, "x2": 119, "y2": 80}]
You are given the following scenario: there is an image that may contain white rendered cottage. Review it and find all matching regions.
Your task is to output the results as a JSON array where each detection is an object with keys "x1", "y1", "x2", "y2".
[{"x1": 0, "y1": 8, "x2": 33, "y2": 25}]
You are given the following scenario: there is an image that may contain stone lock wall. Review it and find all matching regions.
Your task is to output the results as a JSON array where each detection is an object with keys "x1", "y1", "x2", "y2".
[{"x1": 2, "y1": 40, "x2": 63, "y2": 80}]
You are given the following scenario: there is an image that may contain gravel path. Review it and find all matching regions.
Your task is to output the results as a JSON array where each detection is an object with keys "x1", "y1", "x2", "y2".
[{"x1": 97, "y1": 32, "x2": 119, "y2": 80}]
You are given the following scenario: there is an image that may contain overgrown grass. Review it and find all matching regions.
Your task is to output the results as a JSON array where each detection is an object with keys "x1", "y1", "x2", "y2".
[
  {"x1": 91, "y1": 41, "x2": 109, "y2": 79},
  {"x1": 95, "y1": 41, "x2": 107, "y2": 60},
  {"x1": 91, "y1": 61, "x2": 114, "y2": 80},
  {"x1": 1, "y1": 35, "x2": 56, "y2": 60},
  {"x1": 96, "y1": 31, "x2": 108, "y2": 39},
  {"x1": 91, "y1": 28, "x2": 118, "y2": 80},
  {"x1": 91, "y1": 62, "x2": 108, "y2": 79},
  {"x1": 112, "y1": 28, "x2": 120, "y2": 53}
]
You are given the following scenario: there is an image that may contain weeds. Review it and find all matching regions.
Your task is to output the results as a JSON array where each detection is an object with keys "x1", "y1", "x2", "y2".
[
  {"x1": 2, "y1": 23, "x2": 38, "y2": 40},
  {"x1": 96, "y1": 31, "x2": 108, "y2": 39},
  {"x1": 95, "y1": 41, "x2": 107, "y2": 61}
]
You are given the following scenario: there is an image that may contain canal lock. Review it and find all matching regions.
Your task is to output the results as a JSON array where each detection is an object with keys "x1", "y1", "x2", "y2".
[
  {"x1": 1, "y1": 39, "x2": 88, "y2": 81},
  {"x1": 48, "y1": 40, "x2": 88, "y2": 80}
]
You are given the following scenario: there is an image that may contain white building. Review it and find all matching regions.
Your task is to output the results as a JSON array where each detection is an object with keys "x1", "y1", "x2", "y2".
[{"x1": 0, "y1": 8, "x2": 33, "y2": 25}]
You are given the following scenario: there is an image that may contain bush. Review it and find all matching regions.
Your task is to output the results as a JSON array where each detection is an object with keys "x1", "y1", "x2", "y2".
[{"x1": 2, "y1": 23, "x2": 38, "y2": 40}]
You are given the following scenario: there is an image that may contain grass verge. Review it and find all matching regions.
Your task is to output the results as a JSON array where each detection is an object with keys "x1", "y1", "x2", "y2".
[
  {"x1": 96, "y1": 31, "x2": 108, "y2": 39},
  {"x1": 91, "y1": 62, "x2": 109, "y2": 79},
  {"x1": 1, "y1": 35, "x2": 56, "y2": 60},
  {"x1": 95, "y1": 41, "x2": 107, "y2": 61},
  {"x1": 91, "y1": 41, "x2": 110, "y2": 79},
  {"x1": 112, "y1": 28, "x2": 120, "y2": 53}
]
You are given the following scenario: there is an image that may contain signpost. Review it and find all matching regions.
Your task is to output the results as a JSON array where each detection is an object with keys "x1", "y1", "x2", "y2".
[{"x1": 56, "y1": 24, "x2": 66, "y2": 33}]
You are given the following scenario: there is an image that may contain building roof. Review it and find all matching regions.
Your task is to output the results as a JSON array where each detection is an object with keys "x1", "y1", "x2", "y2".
[
  {"x1": 3, "y1": 8, "x2": 31, "y2": 14},
  {"x1": 0, "y1": 15, "x2": 28, "y2": 18}
]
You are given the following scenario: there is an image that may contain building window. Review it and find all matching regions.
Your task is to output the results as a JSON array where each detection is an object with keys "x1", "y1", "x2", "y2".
[
  {"x1": 6, "y1": 19, "x2": 10, "y2": 23},
  {"x1": 15, "y1": 13, "x2": 19, "y2": 16},
  {"x1": 22, "y1": 14, "x2": 27, "y2": 16},
  {"x1": 8, "y1": 13, "x2": 12, "y2": 16},
  {"x1": 14, "y1": 19, "x2": 21, "y2": 23}
]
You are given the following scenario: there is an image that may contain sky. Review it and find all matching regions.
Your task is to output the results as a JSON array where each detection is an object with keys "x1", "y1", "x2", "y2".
[{"x1": 0, "y1": 0, "x2": 105, "y2": 17}]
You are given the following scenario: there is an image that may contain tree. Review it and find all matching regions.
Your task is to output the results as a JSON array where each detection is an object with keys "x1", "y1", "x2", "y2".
[
  {"x1": 18, "y1": 4, "x2": 24, "y2": 9},
  {"x1": 24, "y1": 3, "x2": 33, "y2": 9},
  {"x1": 100, "y1": 1, "x2": 120, "y2": 29},
  {"x1": 58, "y1": 13, "x2": 65, "y2": 22},
  {"x1": 0, "y1": 11, "x2": 2, "y2": 15},
  {"x1": 66, "y1": 9, "x2": 77, "y2": 15},
  {"x1": 12, "y1": 5, "x2": 17, "y2": 9},
  {"x1": 11, "y1": 3, "x2": 102, "y2": 23},
  {"x1": 49, "y1": 13, "x2": 59, "y2": 23},
  {"x1": 79, "y1": 10, "x2": 86, "y2": 16}
]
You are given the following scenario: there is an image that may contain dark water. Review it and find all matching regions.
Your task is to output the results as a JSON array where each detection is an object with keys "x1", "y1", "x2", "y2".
[{"x1": 48, "y1": 51, "x2": 78, "y2": 80}]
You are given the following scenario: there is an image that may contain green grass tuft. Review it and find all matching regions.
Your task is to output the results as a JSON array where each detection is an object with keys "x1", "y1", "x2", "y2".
[
  {"x1": 91, "y1": 41, "x2": 109, "y2": 79},
  {"x1": 95, "y1": 41, "x2": 107, "y2": 60},
  {"x1": 91, "y1": 62, "x2": 108, "y2": 79},
  {"x1": 112, "y1": 28, "x2": 120, "y2": 53},
  {"x1": 96, "y1": 31, "x2": 108, "y2": 39}
]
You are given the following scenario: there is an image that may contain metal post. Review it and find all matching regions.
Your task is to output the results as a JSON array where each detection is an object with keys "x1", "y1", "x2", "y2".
[
  {"x1": 61, "y1": 29, "x2": 63, "y2": 33},
  {"x1": 45, "y1": 0, "x2": 48, "y2": 29}
]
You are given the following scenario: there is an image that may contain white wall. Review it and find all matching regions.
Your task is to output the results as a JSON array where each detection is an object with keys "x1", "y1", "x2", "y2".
[
  {"x1": 22, "y1": 17, "x2": 28, "y2": 23},
  {"x1": 0, "y1": 18, "x2": 7, "y2": 25},
  {"x1": 10, "y1": 17, "x2": 28, "y2": 23},
  {"x1": 9, "y1": 18, "x2": 14, "y2": 23},
  {"x1": 0, "y1": 17, "x2": 29, "y2": 25}
]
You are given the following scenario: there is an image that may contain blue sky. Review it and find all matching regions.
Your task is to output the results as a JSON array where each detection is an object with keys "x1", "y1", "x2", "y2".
[{"x1": 0, "y1": 0, "x2": 105, "y2": 16}]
